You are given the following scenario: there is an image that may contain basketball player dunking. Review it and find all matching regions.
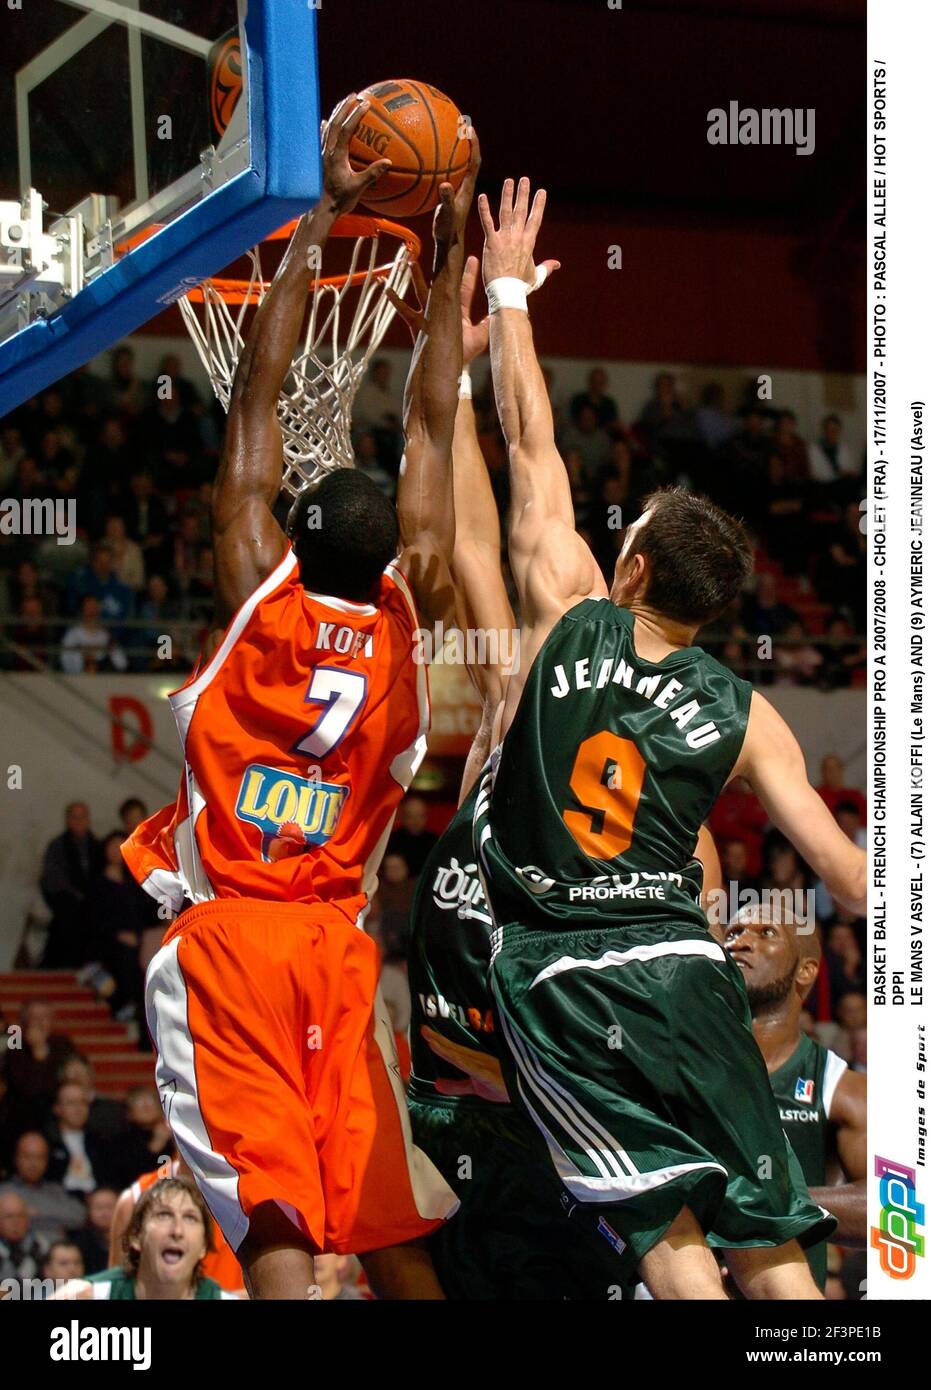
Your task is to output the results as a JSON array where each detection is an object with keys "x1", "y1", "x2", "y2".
[
  {"x1": 124, "y1": 95, "x2": 480, "y2": 1299},
  {"x1": 471, "y1": 177, "x2": 866, "y2": 1299}
]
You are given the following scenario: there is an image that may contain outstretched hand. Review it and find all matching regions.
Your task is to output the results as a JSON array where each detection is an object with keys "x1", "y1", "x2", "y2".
[
  {"x1": 320, "y1": 93, "x2": 391, "y2": 216},
  {"x1": 461, "y1": 256, "x2": 489, "y2": 364},
  {"x1": 477, "y1": 177, "x2": 560, "y2": 287},
  {"x1": 433, "y1": 128, "x2": 482, "y2": 251}
]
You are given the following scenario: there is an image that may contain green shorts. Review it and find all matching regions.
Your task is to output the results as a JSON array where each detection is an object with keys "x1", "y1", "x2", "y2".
[
  {"x1": 409, "y1": 1094, "x2": 634, "y2": 1299},
  {"x1": 489, "y1": 918, "x2": 836, "y2": 1283}
]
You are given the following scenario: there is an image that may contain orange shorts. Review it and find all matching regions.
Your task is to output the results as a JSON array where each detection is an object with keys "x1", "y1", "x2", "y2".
[{"x1": 144, "y1": 898, "x2": 457, "y2": 1256}]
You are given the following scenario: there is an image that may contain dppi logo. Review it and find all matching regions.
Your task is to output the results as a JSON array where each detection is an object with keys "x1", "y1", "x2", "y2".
[{"x1": 871, "y1": 1155, "x2": 925, "y2": 1279}]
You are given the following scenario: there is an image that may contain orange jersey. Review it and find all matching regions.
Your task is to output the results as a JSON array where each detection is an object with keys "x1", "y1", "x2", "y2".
[{"x1": 123, "y1": 549, "x2": 428, "y2": 920}]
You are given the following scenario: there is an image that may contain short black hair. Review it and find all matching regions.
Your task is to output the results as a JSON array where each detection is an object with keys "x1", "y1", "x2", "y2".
[
  {"x1": 627, "y1": 487, "x2": 753, "y2": 626},
  {"x1": 289, "y1": 469, "x2": 400, "y2": 602}
]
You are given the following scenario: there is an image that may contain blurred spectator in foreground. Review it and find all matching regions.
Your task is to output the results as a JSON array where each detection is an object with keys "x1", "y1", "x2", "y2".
[
  {"x1": 61, "y1": 595, "x2": 129, "y2": 674},
  {"x1": 388, "y1": 796, "x2": 438, "y2": 878},
  {"x1": 2, "y1": 1001, "x2": 77, "y2": 1133},
  {"x1": 66, "y1": 1186, "x2": 118, "y2": 1277},
  {"x1": 0, "y1": 1187, "x2": 50, "y2": 1288},
  {"x1": 570, "y1": 367, "x2": 619, "y2": 431},
  {"x1": 817, "y1": 755, "x2": 867, "y2": 824},
  {"x1": 8, "y1": 1132, "x2": 86, "y2": 1240}
]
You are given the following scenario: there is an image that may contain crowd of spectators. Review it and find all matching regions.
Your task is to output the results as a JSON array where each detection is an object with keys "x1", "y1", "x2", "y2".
[
  {"x1": 0, "y1": 347, "x2": 223, "y2": 673},
  {"x1": 1, "y1": 350, "x2": 864, "y2": 684}
]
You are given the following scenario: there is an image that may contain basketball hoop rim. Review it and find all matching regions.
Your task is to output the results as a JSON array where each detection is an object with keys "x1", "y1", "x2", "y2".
[{"x1": 117, "y1": 214, "x2": 421, "y2": 306}]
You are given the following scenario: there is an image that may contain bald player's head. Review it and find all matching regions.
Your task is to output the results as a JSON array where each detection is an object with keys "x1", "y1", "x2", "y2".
[{"x1": 724, "y1": 899, "x2": 821, "y2": 1017}]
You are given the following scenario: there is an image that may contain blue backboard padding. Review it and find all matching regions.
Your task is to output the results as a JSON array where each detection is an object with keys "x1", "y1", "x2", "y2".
[{"x1": 0, "y1": 0, "x2": 321, "y2": 416}]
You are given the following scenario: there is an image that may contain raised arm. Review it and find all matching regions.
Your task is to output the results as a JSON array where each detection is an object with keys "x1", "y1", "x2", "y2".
[
  {"x1": 478, "y1": 177, "x2": 604, "y2": 634},
  {"x1": 810, "y1": 1069, "x2": 867, "y2": 1247},
  {"x1": 395, "y1": 138, "x2": 481, "y2": 623},
  {"x1": 734, "y1": 692, "x2": 867, "y2": 915},
  {"x1": 212, "y1": 94, "x2": 390, "y2": 630}
]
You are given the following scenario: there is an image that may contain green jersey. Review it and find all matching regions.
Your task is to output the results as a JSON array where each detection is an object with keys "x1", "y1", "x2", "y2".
[
  {"x1": 769, "y1": 1035, "x2": 848, "y2": 1290},
  {"x1": 84, "y1": 1266, "x2": 234, "y2": 1299},
  {"x1": 476, "y1": 599, "x2": 752, "y2": 932},
  {"x1": 407, "y1": 784, "x2": 506, "y2": 1105}
]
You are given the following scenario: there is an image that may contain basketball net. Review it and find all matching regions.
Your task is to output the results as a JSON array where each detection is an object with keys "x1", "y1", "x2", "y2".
[{"x1": 177, "y1": 214, "x2": 421, "y2": 500}]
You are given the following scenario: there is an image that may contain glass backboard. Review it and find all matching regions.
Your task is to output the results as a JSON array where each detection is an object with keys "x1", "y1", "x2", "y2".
[{"x1": 0, "y1": 0, "x2": 321, "y2": 415}]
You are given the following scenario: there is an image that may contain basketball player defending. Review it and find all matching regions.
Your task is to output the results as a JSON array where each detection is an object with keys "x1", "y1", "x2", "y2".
[
  {"x1": 405, "y1": 258, "x2": 725, "y2": 1299},
  {"x1": 124, "y1": 96, "x2": 479, "y2": 1298},
  {"x1": 473, "y1": 177, "x2": 866, "y2": 1299}
]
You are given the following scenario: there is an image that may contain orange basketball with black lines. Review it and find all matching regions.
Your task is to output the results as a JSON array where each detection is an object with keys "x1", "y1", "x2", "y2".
[{"x1": 349, "y1": 79, "x2": 471, "y2": 218}]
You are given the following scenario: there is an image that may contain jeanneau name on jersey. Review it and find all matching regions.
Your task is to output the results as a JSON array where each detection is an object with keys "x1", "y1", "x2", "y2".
[
  {"x1": 236, "y1": 763, "x2": 347, "y2": 849},
  {"x1": 549, "y1": 657, "x2": 721, "y2": 749}
]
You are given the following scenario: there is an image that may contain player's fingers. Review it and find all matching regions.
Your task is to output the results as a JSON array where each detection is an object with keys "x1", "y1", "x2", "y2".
[
  {"x1": 461, "y1": 255, "x2": 480, "y2": 315},
  {"x1": 385, "y1": 287, "x2": 428, "y2": 340},
  {"x1": 513, "y1": 176, "x2": 531, "y2": 230},
  {"x1": 337, "y1": 95, "x2": 369, "y2": 148},
  {"x1": 524, "y1": 187, "x2": 548, "y2": 243},
  {"x1": 361, "y1": 157, "x2": 391, "y2": 187},
  {"x1": 437, "y1": 182, "x2": 454, "y2": 209},
  {"x1": 461, "y1": 128, "x2": 481, "y2": 188},
  {"x1": 498, "y1": 178, "x2": 515, "y2": 230},
  {"x1": 410, "y1": 260, "x2": 429, "y2": 309},
  {"x1": 325, "y1": 94, "x2": 357, "y2": 154},
  {"x1": 477, "y1": 193, "x2": 496, "y2": 239}
]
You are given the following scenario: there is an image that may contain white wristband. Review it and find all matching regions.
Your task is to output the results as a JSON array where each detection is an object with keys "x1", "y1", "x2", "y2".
[
  {"x1": 486, "y1": 276, "x2": 529, "y2": 315},
  {"x1": 458, "y1": 369, "x2": 472, "y2": 400}
]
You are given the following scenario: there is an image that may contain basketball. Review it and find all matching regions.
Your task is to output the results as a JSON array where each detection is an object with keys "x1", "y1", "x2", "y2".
[{"x1": 348, "y1": 79, "x2": 471, "y2": 218}]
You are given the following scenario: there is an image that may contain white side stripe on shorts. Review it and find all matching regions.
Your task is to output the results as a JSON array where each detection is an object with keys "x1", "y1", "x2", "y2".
[
  {"x1": 496, "y1": 1002, "x2": 628, "y2": 1180},
  {"x1": 145, "y1": 938, "x2": 249, "y2": 1252},
  {"x1": 529, "y1": 937, "x2": 726, "y2": 990}
]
